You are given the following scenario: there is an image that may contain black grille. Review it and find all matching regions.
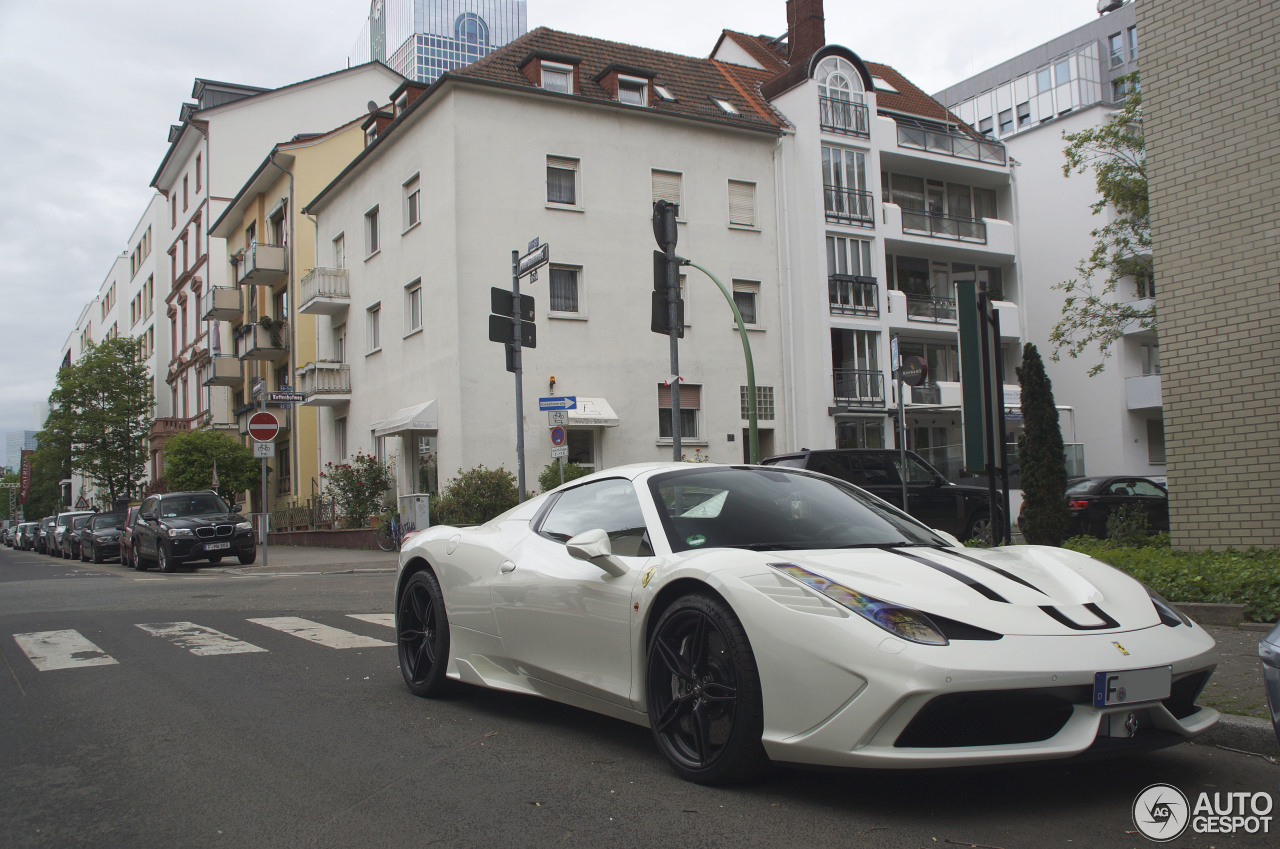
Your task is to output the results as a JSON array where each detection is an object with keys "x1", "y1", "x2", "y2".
[
  {"x1": 1164, "y1": 671, "x2": 1210, "y2": 720},
  {"x1": 932, "y1": 615, "x2": 1002, "y2": 641},
  {"x1": 895, "y1": 691, "x2": 1078, "y2": 748},
  {"x1": 195, "y1": 524, "x2": 235, "y2": 539}
]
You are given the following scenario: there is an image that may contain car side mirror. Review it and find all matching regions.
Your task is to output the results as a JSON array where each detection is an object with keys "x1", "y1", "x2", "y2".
[
  {"x1": 140, "y1": 511, "x2": 157, "y2": 521},
  {"x1": 566, "y1": 528, "x2": 629, "y2": 577},
  {"x1": 231, "y1": 504, "x2": 242, "y2": 513},
  {"x1": 933, "y1": 473, "x2": 946, "y2": 488}
]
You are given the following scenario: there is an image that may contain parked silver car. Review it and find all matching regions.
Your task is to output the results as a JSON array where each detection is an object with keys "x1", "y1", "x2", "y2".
[{"x1": 1260, "y1": 623, "x2": 1280, "y2": 746}]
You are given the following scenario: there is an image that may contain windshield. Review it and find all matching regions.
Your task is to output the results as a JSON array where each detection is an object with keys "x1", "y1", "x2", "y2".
[
  {"x1": 161, "y1": 494, "x2": 230, "y2": 518},
  {"x1": 92, "y1": 514, "x2": 122, "y2": 530},
  {"x1": 649, "y1": 466, "x2": 948, "y2": 553},
  {"x1": 1065, "y1": 478, "x2": 1100, "y2": 495}
]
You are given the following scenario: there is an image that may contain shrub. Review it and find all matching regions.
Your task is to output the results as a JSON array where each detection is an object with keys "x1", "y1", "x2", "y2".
[
  {"x1": 1105, "y1": 504, "x2": 1150, "y2": 547},
  {"x1": 431, "y1": 465, "x2": 519, "y2": 527},
  {"x1": 321, "y1": 453, "x2": 395, "y2": 528},
  {"x1": 537, "y1": 461, "x2": 593, "y2": 494},
  {"x1": 1016, "y1": 343, "x2": 1070, "y2": 545}
]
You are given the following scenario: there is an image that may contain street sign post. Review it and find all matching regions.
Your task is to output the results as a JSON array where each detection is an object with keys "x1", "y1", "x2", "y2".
[
  {"x1": 538, "y1": 396, "x2": 577, "y2": 411},
  {"x1": 548, "y1": 410, "x2": 567, "y2": 427},
  {"x1": 253, "y1": 442, "x2": 276, "y2": 458},
  {"x1": 551, "y1": 445, "x2": 568, "y2": 459},
  {"x1": 516, "y1": 243, "x2": 550, "y2": 278},
  {"x1": 550, "y1": 426, "x2": 566, "y2": 446}
]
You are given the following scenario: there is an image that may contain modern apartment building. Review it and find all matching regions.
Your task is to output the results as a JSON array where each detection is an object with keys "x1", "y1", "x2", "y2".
[
  {"x1": 5, "y1": 431, "x2": 37, "y2": 473},
  {"x1": 932, "y1": 1, "x2": 1159, "y2": 478},
  {"x1": 348, "y1": 0, "x2": 526, "y2": 84},
  {"x1": 301, "y1": 0, "x2": 1026, "y2": 506},
  {"x1": 1137, "y1": 0, "x2": 1280, "y2": 548},
  {"x1": 208, "y1": 113, "x2": 386, "y2": 514},
  {"x1": 146, "y1": 64, "x2": 405, "y2": 489}
]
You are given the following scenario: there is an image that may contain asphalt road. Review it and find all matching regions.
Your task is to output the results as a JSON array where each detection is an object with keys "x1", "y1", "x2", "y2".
[{"x1": 2, "y1": 545, "x2": 1277, "y2": 849}]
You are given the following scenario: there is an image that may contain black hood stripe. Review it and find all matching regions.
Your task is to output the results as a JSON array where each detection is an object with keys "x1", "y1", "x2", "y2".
[
  {"x1": 1040, "y1": 603, "x2": 1120, "y2": 630},
  {"x1": 931, "y1": 547, "x2": 1050, "y2": 596},
  {"x1": 882, "y1": 548, "x2": 1009, "y2": 603}
]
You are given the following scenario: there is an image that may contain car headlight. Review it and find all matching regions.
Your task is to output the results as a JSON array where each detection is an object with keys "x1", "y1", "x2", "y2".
[
  {"x1": 235, "y1": 521, "x2": 253, "y2": 532},
  {"x1": 1145, "y1": 584, "x2": 1192, "y2": 627},
  {"x1": 771, "y1": 563, "x2": 948, "y2": 646},
  {"x1": 165, "y1": 527, "x2": 195, "y2": 538}
]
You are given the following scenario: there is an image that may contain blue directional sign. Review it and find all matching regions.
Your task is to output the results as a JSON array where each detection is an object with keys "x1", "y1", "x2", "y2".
[{"x1": 538, "y1": 396, "x2": 577, "y2": 411}]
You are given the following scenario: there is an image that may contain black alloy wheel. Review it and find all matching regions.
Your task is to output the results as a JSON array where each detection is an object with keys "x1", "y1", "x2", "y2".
[
  {"x1": 158, "y1": 543, "x2": 175, "y2": 573},
  {"x1": 645, "y1": 594, "x2": 768, "y2": 784},
  {"x1": 396, "y1": 570, "x2": 451, "y2": 697},
  {"x1": 91, "y1": 544, "x2": 102, "y2": 564}
]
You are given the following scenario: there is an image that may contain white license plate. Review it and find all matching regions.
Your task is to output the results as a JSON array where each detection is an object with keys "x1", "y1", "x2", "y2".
[
  {"x1": 1093, "y1": 665, "x2": 1171, "y2": 707},
  {"x1": 205, "y1": 542, "x2": 231, "y2": 551}
]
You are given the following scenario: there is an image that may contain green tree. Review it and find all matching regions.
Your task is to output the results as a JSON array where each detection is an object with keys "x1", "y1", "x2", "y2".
[
  {"x1": 1017, "y1": 344, "x2": 1070, "y2": 545},
  {"x1": 1049, "y1": 74, "x2": 1152, "y2": 376},
  {"x1": 163, "y1": 429, "x2": 258, "y2": 501},
  {"x1": 50, "y1": 336, "x2": 152, "y2": 502}
]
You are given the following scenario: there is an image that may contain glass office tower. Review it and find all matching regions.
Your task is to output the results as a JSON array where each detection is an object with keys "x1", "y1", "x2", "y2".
[{"x1": 350, "y1": 0, "x2": 527, "y2": 84}]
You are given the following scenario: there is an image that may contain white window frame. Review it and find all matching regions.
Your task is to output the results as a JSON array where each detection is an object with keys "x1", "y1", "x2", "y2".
[
  {"x1": 652, "y1": 169, "x2": 683, "y2": 219},
  {"x1": 617, "y1": 75, "x2": 648, "y2": 106},
  {"x1": 332, "y1": 233, "x2": 346, "y2": 268},
  {"x1": 712, "y1": 97, "x2": 739, "y2": 115},
  {"x1": 657, "y1": 382, "x2": 703, "y2": 443},
  {"x1": 364, "y1": 207, "x2": 380, "y2": 258},
  {"x1": 731, "y1": 279, "x2": 760, "y2": 327},
  {"x1": 548, "y1": 264, "x2": 582, "y2": 317},
  {"x1": 366, "y1": 302, "x2": 381, "y2": 354},
  {"x1": 540, "y1": 61, "x2": 573, "y2": 93},
  {"x1": 727, "y1": 179, "x2": 756, "y2": 228},
  {"x1": 404, "y1": 280, "x2": 423, "y2": 336},
  {"x1": 403, "y1": 174, "x2": 421, "y2": 232},
  {"x1": 335, "y1": 416, "x2": 347, "y2": 461},
  {"x1": 546, "y1": 155, "x2": 580, "y2": 208}
]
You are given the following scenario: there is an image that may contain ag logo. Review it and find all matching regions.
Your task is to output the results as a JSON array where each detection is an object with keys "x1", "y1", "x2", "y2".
[{"x1": 1132, "y1": 783, "x2": 1190, "y2": 842}]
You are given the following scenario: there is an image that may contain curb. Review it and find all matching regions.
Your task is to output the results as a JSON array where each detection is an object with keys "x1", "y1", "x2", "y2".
[{"x1": 1196, "y1": 712, "x2": 1279, "y2": 756}]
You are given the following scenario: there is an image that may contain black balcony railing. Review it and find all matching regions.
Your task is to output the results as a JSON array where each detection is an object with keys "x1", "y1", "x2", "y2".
[
  {"x1": 904, "y1": 295, "x2": 958, "y2": 323},
  {"x1": 824, "y1": 186, "x2": 875, "y2": 226},
  {"x1": 895, "y1": 117, "x2": 1007, "y2": 165},
  {"x1": 900, "y1": 209, "x2": 987, "y2": 242},
  {"x1": 819, "y1": 96, "x2": 870, "y2": 138},
  {"x1": 828, "y1": 274, "x2": 879, "y2": 317},
  {"x1": 833, "y1": 369, "x2": 885, "y2": 406}
]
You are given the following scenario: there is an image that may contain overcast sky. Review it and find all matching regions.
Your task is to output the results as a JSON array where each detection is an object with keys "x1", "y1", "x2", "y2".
[{"x1": 0, "y1": 0, "x2": 1106, "y2": 436}]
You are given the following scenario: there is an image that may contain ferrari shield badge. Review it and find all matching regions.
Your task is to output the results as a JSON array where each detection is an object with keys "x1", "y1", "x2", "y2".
[{"x1": 641, "y1": 566, "x2": 657, "y2": 588}]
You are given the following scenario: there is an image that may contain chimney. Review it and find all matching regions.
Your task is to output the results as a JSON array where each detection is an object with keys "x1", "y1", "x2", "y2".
[{"x1": 786, "y1": 0, "x2": 826, "y2": 68}]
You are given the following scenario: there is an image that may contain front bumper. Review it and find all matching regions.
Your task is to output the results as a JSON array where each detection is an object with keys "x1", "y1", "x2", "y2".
[{"x1": 167, "y1": 533, "x2": 255, "y2": 563}]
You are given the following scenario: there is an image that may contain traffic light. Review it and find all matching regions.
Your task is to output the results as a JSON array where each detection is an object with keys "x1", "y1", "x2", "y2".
[{"x1": 651, "y1": 200, "x2": 684, "y2": 338}]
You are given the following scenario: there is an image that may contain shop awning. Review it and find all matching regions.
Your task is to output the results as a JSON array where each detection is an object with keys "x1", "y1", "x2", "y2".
[
  {"x1": 566, "y1": 397, "x2": 619, "y2": 427},
  {"x1": 372, "y1": 400, "x2": 438, "y2": 437}
]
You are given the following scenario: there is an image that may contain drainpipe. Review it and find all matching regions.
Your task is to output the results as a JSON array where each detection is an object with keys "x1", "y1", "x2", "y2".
[{"x1": 773, "y1": 133, "x2": 799, "y2": 452}]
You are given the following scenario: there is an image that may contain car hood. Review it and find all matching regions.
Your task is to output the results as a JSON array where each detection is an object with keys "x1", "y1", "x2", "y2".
[
  {"x1": 159, "y1": 513, "x2": 243, "y2": 529},
  {"x1": 728, "y1": 543, "x2": 1165, "y2": 637}
]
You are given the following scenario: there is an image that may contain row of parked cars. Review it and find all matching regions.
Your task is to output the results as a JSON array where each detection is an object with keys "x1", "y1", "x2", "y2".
[{"x1": 3, "y1": 490, "x2": 258, "y2": 571}]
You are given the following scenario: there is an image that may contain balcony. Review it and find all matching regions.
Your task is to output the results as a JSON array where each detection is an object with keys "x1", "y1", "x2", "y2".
[
  {"x1": 828, "y1": 274, "x2": 879, "y2": 317},
  {"x1": 235, "y1": 243, "x2": 287, "y2": 287},
  {"x1": 832, "y1": 368, "x2": 885, "y2": 408},
  {"x1": 298, "y1": 267, "x2": 351, "y2": 315},
  {"x1": 881, "y1": 203, "x2": 1015, "y2": 257},
  {"x1": 203, "y1": 356, "x2": 243, "y2": 387},
  {"x1": 1126, "y1": 374, "x2": 1163, "y2": 411},
  {"x1": 823, "y1": 186, "x2": 874, "y2": 227},
  {"x1": 296, "y1": 361, "x2": 351, "y2": 407},
  {"x1": 894, "y1": 116, "x2": 1007, "y2": 165},
  {"x1": 201, "y1": 287, "x2": 242, "y2": 322},
  {"x1": 234, "y1": 323, "x2": 288, "y2": 361},
  {"x1": 901, "y1": 209, "x2": 986, "y2": 242},
  {"x1": 819, "y1": 96, "x2": 870, "y2": 138},
  {"x1": 886, "y1": 290, "x2": 1020, "y2": 341}
]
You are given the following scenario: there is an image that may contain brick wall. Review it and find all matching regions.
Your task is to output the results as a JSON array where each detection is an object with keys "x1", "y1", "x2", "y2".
[{"x1": 1137, "y1": 0, "x2": 1280, "y2": 549}]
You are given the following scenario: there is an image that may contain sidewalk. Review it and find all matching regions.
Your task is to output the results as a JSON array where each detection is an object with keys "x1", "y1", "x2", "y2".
[{"x1": 226, "y1": 544, "x2": 1278, "y2": 756}]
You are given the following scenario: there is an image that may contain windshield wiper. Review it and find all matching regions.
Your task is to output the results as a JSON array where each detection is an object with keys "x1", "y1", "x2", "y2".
[{"x1": 837, "y1": 541, "x2": 941, "y2": 549}]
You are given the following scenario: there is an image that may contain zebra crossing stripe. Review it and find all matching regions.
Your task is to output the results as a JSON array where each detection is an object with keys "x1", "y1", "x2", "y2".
[
  {"x1": 13, "y1": 630, "x2": 118, "y2": 670},
  {"x1": 247, "y1": 617, "x2": 393, "y2": 649},
  {"x1": 347, "y1": 613, "x2": 395, "y2": 629},
  {"x1": 135, "y1": 622, "x2": 268, "y2": 656}
]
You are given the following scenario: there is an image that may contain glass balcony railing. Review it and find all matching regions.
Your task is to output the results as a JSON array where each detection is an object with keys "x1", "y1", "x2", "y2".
[{"x1": 895, "y1": 118, "x2": 1007, "y2": 165}]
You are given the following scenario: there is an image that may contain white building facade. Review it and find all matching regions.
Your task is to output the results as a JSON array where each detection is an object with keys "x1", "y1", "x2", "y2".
[{"x1": 932, "y1": 1, "x2": 1161, "y2": 477}]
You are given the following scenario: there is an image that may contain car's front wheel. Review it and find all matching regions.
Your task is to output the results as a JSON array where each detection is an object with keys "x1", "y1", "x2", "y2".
[
  {"x1": 237, "y1": 548, "x2": 256, "y2": 565},
  {"x1": 91, "y1": 544, "x2": 102, "y2": 564},
  {"x1": 157, "y1": 544, "x2": 175, "y2": 573},
  {"x1": 645, "y1": 593, "x2": 768, "y2": 785},
  {"x1": 397, "y1": 569, "x2": 452, "y2": 697}
]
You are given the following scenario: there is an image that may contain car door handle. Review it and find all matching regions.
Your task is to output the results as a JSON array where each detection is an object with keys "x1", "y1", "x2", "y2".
[{"x1": 500, "y1": 560, "x2": 516, "y2": 574}]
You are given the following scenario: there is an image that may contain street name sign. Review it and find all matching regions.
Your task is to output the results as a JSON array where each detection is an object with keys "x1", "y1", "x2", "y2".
[
  {"x1": 551, "y1": 445, "x2": 569, "y2": 459},
  {"x1": 517, "y1": 243, "x2": 550, "y2": 278},
  {"x1": 268, "y1": 392, "x2": 305, "y2": 403}
]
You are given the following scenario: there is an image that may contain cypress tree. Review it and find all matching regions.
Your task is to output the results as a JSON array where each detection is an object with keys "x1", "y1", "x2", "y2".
[{"x1": 1017, "y1": 343, "x2": 1070, "y2": 545}]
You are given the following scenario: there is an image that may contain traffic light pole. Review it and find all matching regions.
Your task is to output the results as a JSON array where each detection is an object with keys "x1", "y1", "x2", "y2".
[{"x1": 511, "y1": 250, "x2": 527, "y2": 500}]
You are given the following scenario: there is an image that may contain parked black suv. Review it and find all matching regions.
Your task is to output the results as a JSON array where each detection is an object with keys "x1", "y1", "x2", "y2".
[
  {"x1": 131, "y1": 491, "x2": 256, "y2": 572},
  {"x1": 760, "y1": 448, "x2": 996, "y2": 541}
]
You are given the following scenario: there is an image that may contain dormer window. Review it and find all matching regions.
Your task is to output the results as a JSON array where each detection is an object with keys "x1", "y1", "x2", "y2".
[
  {"x1": 395, "y1": 93, "x2": 409, "y2": 114},
  {"x1": 541, "y1": 62, "x2": 573, "y2": 93},
  {"x1": 653, "y1": 84, "x2": 676, "y2": 102},
  {"x1": 712, "y1": 97, "x2": 740, "y2": 115},
  {"x1": 365, "y1": 125, "x2": 378, "y2": 145},
  {"x1": 617, "y1": 75, "x2": 648, "y2": 106}
]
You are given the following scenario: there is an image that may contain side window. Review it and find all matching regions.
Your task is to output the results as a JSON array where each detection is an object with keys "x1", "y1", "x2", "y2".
[
  {"x1": 538, "y1": 479, "x2": 652, "y2": 556},
  {"x1": 808, "y1": 453, "x2": 850, "y2": 481},
  {"x1": 901, "y1": 457, "x2": 936, "y2": 484},
  {"x1": 851, "y1": 455, "x2": 897, "y2": 486},
  {"x1": 1131, "y1": 481, "x2": 1165, "y2": 497},
  {"x1": 141, "y1": 497, "x2": 158, "y2": 518}
]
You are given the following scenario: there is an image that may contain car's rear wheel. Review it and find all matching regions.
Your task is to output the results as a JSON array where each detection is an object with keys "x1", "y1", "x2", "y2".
[
  {"x1": 397, "y1": 569, "x2": 451, "y2": 697},
  {"x1": 158, "y1": 544, "x2": 175, "y2": 573},
  {"x1": 132, "y1": 545, "x2": 148, "y2": 571},
  {"x1": 646, "y1": 594, "x2": 768, "y2": 785},
  {"x1": 207, "y1": 555, "x2": 222, "y2": 564}
]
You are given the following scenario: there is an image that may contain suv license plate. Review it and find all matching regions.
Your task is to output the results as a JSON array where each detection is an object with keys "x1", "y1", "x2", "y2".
[
  {"x1": 1094, "y1": 665, "x2": 1171, "y2": 707},
  {"x1": 205, "y1": 542, "x2": 231, "y2": 551}
]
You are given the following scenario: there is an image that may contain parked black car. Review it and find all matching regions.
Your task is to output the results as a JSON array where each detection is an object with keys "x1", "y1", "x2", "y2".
[
  {"x1": 79, "y1": 512, "x2": 126, "y2": 563},
  {"x1": 36, "y1": 516, "x2": 55, "y2": 554},
  {"x1": 53, "y1": 510, "x2": 94, "y2": 558},
  {"x1": 131, "y1": 491, "x2": 256, "y2": 572},
  {"x1": 760, "y1": 448, "x2": 997, "y2": 541},
  {"x1": 1019, "y1": 475, "x2": 1169, "y2": 538},
  {"x1": 64, "y1": 514, "x2": 94, "y2": 559}
]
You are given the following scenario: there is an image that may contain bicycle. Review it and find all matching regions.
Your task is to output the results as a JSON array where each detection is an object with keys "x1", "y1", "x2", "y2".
[{"x1": 375, "y1": 511, "x2": 417, "y2": 551}]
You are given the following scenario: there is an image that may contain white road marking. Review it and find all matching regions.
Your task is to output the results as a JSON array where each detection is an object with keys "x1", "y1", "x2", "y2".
[
  {"x1": 13, "y1": 630, "x2": 118, "y2": 670},
  {"x1": 347, "y1": 613, "x2": 395, "y2": 629},
  {"x1": 247, "y1": 617, "x2": 393, "y2": 648},
  {"x1": 135, "y1": 622, "x2": 268, "y2": 656}
]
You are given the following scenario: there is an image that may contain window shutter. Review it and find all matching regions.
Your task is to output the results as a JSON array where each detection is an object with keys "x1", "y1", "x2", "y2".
[
  {"x1": 657, "y1": 383, "x2": 700, "y2": 409},
  {"x1": 728, "y1": 180, "x2": 755, "y2": 226},
  {"x1": 651, "y1": 170, "x2": 682, "y2": 210}
]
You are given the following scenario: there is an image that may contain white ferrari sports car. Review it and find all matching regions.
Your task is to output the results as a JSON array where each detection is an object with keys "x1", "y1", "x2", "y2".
[{"x1": 394, "y1": 463, "x2": 1218, "y2": 784}]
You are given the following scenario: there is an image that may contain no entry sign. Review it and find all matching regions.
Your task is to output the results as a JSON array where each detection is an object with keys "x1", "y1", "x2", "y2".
[{"x1": 248, "y1": 411, "x2": 280, "y2": 442}]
